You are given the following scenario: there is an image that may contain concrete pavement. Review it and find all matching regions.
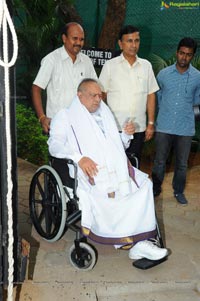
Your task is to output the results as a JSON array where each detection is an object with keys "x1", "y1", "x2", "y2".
[{"x1": 13, "y1": 158, "x2": 200, "y2": 301}]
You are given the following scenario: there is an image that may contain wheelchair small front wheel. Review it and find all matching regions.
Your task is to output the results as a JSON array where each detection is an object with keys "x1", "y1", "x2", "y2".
[{"x1": 69, "y1": 242, "x2": 96, "y2": 271}]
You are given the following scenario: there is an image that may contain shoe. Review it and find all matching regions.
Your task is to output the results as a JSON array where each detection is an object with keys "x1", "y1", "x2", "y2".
[
  {"x1": 174, "y1": 193, "x2": 188, "y2": 205},
  {"x1": 129, "y1": 240, "x2": 168, "y2": 260},
  {"x1": 153, "y1": 188, "x2": 161, "y2": 197}
]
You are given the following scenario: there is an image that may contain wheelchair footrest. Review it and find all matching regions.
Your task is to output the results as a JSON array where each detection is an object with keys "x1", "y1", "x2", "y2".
[{"x1": 132, "y1": 256, "x2": 167, "y2": 269}]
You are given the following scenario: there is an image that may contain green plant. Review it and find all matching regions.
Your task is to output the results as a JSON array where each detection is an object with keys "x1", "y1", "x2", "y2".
[{"x1": 16, "y1": 103, "x2": 48, "y2": 165}]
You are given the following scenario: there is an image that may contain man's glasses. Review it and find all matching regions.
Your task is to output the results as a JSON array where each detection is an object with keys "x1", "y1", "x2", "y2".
[{"x1": 87, "y1": 92, "x2": 102, "y2": 99}]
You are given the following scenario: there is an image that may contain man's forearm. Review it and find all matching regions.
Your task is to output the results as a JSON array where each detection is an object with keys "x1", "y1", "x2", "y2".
[
  {"x1": 147, "y1": 93, "x2": 156, "y2": 124},
  {"x1": 32, "y1": 84, "x2": 44, "y2": 119}
]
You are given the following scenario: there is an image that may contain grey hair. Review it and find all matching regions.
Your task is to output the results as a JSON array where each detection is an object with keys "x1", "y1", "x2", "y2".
[{"x1": 77, "y1": 78, "x2": 99, "y2": 92}]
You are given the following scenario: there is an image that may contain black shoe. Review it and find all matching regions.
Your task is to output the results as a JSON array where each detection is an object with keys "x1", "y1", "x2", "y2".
[
  {"x1": 153, "y1": 188, "x2": 161, "y2": 197},
  {"x1": 174, "y1": 193, "x2": 188, "y2": 205}
]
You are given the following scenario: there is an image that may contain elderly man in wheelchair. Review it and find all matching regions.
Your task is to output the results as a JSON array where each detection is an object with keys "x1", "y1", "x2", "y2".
[{"x1": 29, "y1": 78, "x2": 168, "y2": 270}]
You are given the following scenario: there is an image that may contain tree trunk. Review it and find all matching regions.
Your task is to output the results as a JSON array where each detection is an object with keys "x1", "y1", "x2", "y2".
[{"x1": 98, "y1": 0, "x2": 126, "y2": 49}]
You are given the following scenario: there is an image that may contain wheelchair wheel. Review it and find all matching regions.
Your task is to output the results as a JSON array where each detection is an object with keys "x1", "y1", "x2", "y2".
[
  {"x1": 69, "y1": 242, "x2": 96, "y2": 271},
  {"x1": 29, "y1": 165, "x2": 67, "y2": 242}
]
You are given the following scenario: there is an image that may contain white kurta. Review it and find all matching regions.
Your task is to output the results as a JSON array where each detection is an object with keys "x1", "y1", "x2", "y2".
[
  {"x1": 48, "y1": 97, "x2": 156, "y2": 247},
  {"x1": 33, "y1": 46, "x2": 97, "y2": 118},
  {"x1": 99, "y1": 54, "x2": 159, "y2": 132}
]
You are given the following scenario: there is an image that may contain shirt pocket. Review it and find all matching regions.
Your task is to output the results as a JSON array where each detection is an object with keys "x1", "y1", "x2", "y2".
[
  {"x1": 184, "y1": 86, "x2": 195, "y2": 103},
  {"x1": 136, "y1": 76, "x2": 148, "y2": 93}
]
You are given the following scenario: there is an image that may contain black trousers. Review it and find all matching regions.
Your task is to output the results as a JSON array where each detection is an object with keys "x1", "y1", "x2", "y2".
[{"x1": 125, "y1": 132, "x2": 145, "y2": 169}]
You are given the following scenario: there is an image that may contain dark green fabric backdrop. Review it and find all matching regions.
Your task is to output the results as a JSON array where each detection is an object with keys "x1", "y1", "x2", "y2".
[{"x1": 75, "y1": 0, "x2": 200, "y2": 61}]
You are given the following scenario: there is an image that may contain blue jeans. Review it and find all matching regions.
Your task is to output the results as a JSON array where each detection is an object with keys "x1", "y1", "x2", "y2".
[{"x1": 152, "y1": 132, "x2": 192, "y2": 194}]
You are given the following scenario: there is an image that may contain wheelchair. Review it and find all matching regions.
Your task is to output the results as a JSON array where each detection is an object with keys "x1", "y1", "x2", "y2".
[
  {"x1": 29, "y1": 156, "x2": 167, "y2": 271},
  {"x1": 29, "y1": 156, "x2": 97, "y2": 271}
]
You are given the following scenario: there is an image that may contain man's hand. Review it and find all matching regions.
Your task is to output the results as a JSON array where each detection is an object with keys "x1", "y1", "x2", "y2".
[
  {"x1": 78, "y1": 157, "x2": 98, "y2": 178},
  {"x1": 40, "y1": 117, "x2": 51, "y2": 134},
  {"x1": 145, "y1": 124, "x2": 154, "y2": 141},
  {"x1": 123, "y1": 121, "x2": 135, "y2": 135}
]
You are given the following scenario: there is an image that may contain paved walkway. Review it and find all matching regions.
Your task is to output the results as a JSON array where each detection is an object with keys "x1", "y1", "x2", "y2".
[{"x1": 13, "y1": 158, "x2": 200, "y2": 301}]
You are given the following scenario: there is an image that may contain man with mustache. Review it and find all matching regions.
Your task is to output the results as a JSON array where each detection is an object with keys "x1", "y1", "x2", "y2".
[
  {"x1": 99, "y1": 25, "x2": 159, "y2": 168},
  {"x1": 152, "y1": 37, "x2": 200, "y2": 205},
  {"x1": 32, "y1": 22, "x2": 97, "y2": 134}
]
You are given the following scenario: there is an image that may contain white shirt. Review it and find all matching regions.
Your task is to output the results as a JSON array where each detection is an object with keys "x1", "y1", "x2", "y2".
[
  {"x1": 33, "y1": 46, "x2": 97, "y2": 118},
  {"x1": 99, "y1": 54, "x2": 159, "y2": 132}
]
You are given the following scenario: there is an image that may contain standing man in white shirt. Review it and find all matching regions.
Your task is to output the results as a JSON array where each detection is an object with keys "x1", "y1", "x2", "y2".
[
  {"x1": 32, "y1": 22, "x2": 97, "y2": 134},
  {"x1": 99, "y1": 25, "x2": 159, "y2": 168}
]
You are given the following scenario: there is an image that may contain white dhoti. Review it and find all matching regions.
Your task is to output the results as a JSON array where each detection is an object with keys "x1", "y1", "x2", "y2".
[{"x1": 78, "y1": 168, "x2": 156, "y2": 248}]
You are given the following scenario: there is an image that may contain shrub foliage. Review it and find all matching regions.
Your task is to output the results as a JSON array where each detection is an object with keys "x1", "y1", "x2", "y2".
[{"x1": 16, "y1": 103, "x2": 48, "y2": 165}]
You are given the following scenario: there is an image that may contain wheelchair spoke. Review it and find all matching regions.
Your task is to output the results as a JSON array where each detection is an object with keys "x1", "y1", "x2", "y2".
[
  {"x1": 38, "y1": 208, "x2": 45, "y2": 224},
  {"x1": 47, "y1": 207, "x2": 57, "y2": 225},
  {"x1": 35, "y1": 176, "x2": 45, "y2": 199},
  {"x1": 44, "y1": 208, "x2": 53, "y2": 234},
  {"x1": 34, "y1": 199, "x2": 43, "y2": 204}
]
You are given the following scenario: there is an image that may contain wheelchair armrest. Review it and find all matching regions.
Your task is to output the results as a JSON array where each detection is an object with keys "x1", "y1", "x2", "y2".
[
  {"x1": 49, "y1": 155, "x2": 76, "y2": 166},
  {"x1": 65, "y1": 159, "x2": 78, "y2": 192},
  {"x1": 66, "y1": 158, "x2": 75, "y2": 165},
  {"x1": 49, "y1": 156, "x2": 78, "y2": 195}
]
